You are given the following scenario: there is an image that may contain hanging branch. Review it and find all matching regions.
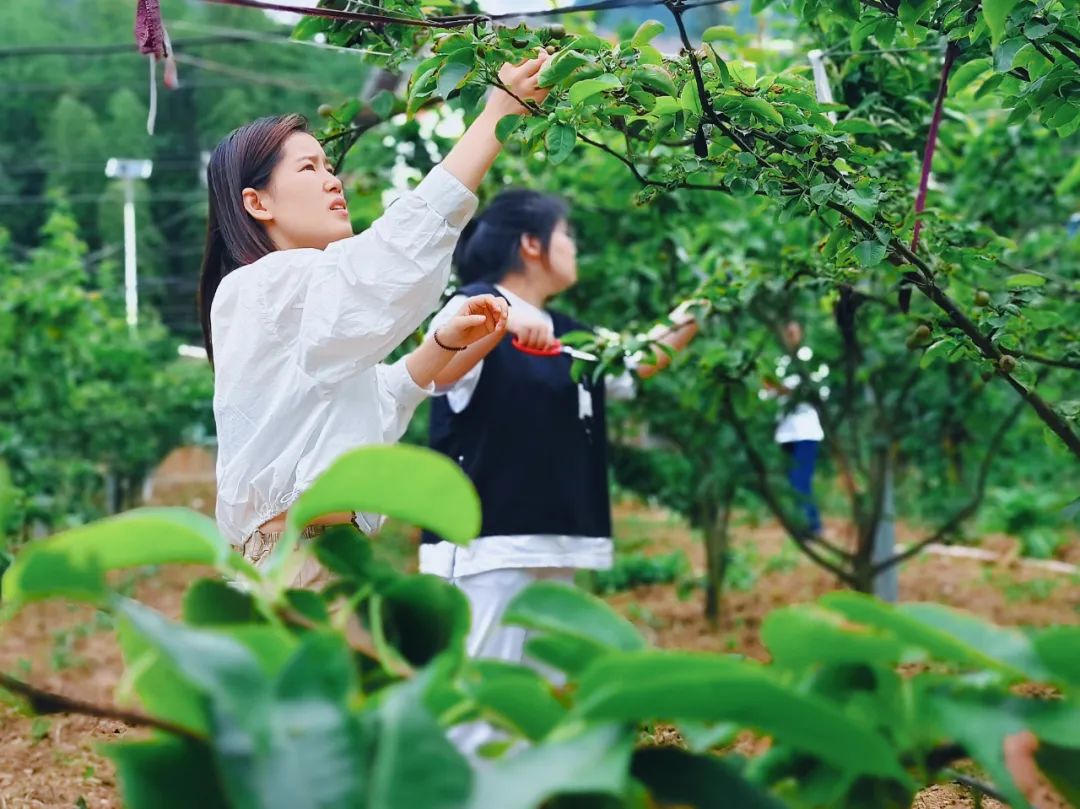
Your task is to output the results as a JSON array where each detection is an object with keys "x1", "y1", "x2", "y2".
[
  {"x1": 870, "y1": 391, "x2": 1029, "y2": 574},
  {"x1": 722, "y1": 389, "x2": 859, "y2": 585},
  {"x1": 0, "y1": 673, "x2": 204, "y2": 742}
]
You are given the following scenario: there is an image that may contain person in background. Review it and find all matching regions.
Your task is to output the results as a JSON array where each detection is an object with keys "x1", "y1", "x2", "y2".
[
  {"x1": 764, "y1": 320, "x2": 829, "y2": 538},
  {"x1": 420, "y1": 189, "x2": 699, "y2": 756}
]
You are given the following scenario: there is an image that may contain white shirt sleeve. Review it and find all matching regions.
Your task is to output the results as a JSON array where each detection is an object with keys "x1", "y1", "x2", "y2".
[
  {"x1": 295, "y1": 165, "x2": 478, "y2": 386},
  {"x1": 428, "y1": 294, "x2": 484, "y2": 413},
  {"x1": 376, "y1": 356, "x2": 434, "y2": 443}
]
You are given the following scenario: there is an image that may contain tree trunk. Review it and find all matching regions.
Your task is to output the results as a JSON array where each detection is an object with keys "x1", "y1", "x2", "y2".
[{"x1": 703, "y1": 488, "x2": 736, "y2": 626}]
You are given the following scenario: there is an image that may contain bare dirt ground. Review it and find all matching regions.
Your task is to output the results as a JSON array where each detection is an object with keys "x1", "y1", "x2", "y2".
[{"x1": 0, "y1": 492, "x2": 1075, "y2": 808}]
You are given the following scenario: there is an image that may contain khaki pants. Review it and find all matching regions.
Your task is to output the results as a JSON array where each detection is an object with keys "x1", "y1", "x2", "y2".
[{"x1": 241, "y1": 524, "x2": 356, "y2": 588}]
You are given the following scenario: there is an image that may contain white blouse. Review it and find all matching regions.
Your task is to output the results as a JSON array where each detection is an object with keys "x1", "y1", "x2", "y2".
[{"x1": 211, "y1": 165, "x2": 478, "y2": 545}]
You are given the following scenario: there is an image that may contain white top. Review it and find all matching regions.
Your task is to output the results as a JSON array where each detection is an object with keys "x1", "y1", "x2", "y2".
[
  {"x1": 771, "y1": 347, "x2": 827, "y2": 444},
  {"x1": 419, "y1": 287, "x2": 631, "y2": 579},
  {"x1": 211, "y1": 165, "x2": 478, "y2": 545}
]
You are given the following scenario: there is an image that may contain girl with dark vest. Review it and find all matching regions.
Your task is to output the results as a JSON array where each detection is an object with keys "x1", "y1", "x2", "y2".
[{"x1": 420, "y1": 191, "x2": 698, "y2": 751}]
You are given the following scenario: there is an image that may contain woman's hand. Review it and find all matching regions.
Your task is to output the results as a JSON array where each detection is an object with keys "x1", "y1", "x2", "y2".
[
  {"x1": 442, "y1": 51, "x2": 553, "y2": 192},
  {"x1": 507, "y1": 307, "x2": 557, "y2": 350},
  {"x1": 486, "y1": 50, "x2": 554, "y2": 118},
  {"x1": 435, "y1": 294, "x2": 509, "y2": 350}
]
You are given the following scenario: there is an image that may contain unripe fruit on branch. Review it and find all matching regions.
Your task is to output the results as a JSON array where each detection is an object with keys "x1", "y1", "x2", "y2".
[
  {"x1": 317, "y1": 104, "x2": 334, "y2": 118},
  {"x1": 998, "y1": 355, "x2": 1017, "y2": 373},
  {"x1": 974, "y1": 290, "x2": 991, "y2": 307}
]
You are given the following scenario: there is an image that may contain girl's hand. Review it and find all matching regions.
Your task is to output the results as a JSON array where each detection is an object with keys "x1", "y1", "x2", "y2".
[
  {"x1": 507, "y1": 308, "x2": 557, "y2": 350},
  {"x1": 435, "y1": 294, "x2": 509, "y2": 349},
  {"x1": 486, "y1": 50, "x2": 553, "y2": 118}
]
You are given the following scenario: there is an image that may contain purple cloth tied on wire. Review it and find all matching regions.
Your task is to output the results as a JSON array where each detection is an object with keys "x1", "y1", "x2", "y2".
[{"x1": 135, "y1": 0, "x2": 179, "y2": 134}]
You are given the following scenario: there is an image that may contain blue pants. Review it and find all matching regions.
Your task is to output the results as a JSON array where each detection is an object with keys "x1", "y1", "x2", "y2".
[{"x1": 781, "y1": 441, "x2": 821, "y2": 535}]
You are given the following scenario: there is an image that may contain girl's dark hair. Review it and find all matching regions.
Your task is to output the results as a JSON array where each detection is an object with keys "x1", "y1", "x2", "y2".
[
  {"x1": 453, "y1": 189, "x2": 569, "y2": 285},
  {"x1": 198, "y1": 114, "x2": 308, "y2": 365}
]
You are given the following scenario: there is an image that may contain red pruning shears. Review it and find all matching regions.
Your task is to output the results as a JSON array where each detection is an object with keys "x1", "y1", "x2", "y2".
[{"x1": 511, "y1": 337, "x2": 598, "y2": 362}]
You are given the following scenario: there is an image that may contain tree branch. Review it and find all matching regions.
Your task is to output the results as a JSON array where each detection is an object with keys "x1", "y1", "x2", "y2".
[
  {"x1": 0, "y1": 672, "x2": 203, "y2": 741},
  {"x1": 871, "y1": 392, "x2": 1028, "y2": 574},
  {"x1": 1050, "y1": 39, "x2": 1080, "y2": 70}
]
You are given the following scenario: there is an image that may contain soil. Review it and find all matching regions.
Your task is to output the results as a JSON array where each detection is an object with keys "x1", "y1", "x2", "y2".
[{"x1": 0, "y1": 494, "x2": 1076, "y2": 808}]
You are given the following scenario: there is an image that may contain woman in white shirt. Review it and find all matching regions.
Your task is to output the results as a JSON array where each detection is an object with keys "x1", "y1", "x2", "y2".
[
  {"x1": 419, "y1": 190, "x2": 698, "y2": 753},
  {"x1": 198, "y1": 55, "x2": 551, "y2": 583}
]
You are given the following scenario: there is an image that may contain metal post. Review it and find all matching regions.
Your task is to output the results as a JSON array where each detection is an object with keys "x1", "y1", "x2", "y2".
[
  {"x1": 122, "y1": 177, "x2": 138, "y2": 328},
  {"x1": 871, "y1": 454, "x2": 899, "y2": 602},
  {"x1": 105, "y1": 158, "x2": 153, "y2": 330}
]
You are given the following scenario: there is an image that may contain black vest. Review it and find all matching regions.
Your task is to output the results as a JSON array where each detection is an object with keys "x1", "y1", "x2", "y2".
[{"x1": 423, "y1": 282, "x2": 612, "y2": 543}]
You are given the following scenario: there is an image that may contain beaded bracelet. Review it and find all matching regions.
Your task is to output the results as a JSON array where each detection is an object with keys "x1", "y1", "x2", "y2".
[{"x1": 433, "y1": 328, "x2": 467, "y2": 352}]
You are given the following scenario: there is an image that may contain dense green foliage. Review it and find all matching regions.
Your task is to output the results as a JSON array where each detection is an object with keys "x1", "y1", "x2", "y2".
[
  {"x1": 3, "y1": 1, "x2": 1080, "y2": 805},
  {"x1": 2, "y1": 445, "x2": 1079, "y2": 808},
  {"x1": 0, "y1": 203, "x2": 212, "y2": 540}
]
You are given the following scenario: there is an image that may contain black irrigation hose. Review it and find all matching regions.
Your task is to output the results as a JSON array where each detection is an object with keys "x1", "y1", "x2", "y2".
[{"x1": 200, "y1": 0, "x2": 734, "y2": 31}]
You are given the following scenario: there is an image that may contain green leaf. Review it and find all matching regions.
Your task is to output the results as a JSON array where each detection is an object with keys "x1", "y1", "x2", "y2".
[
  {"x1": 984, "y1": 0, "x2": 1021, "y2": 46},
  {"x1": 854, "y1": 240, "x2": 887, "y2": 267},
  {"x1": 378, "y1": 574, "x2": 470, "y2": 667},
  {"x1": 495, "y1": 113, "x2": 524, "y2": 144},
  {"x1": 467, "y1": 724, "x2": 632, "y2": 809},
  {"x1": 273, "y1": 445, "x2": 481, "y2": 579},
  {"x1": 632, "y1": 64, "x2": 677, "y2": 96},
  {"x1": 702, "y1": 25, "x2": 739, "y2": 43},
  {"x1": 466, "y1": 661, "x2": 567, "y2": 741},
  {"x1": 901, "y1": 603, "x2": 1051, "y2": 681},
  {"x1": 538, "y1": 50, "x2": 590, "y2": 89},
  {"x1": 182, "y1": 579, "x2": 261, "y2": 626},
  {"x1": 653, "y1": 95, "x2": 683, "y2": 116},
  {"x1": 116, "y1": 614, "x2": 211, "y2": 737},
  {"x1": 569, "y1": 74, "x2": 622, "y2": 105},
  {"x1": 436, "y1": 61, "x2": 472, "y2": 100},
  {"x1": 524, "y1": 634, "x2": 608, "y2": 676},
  {"x1": 920, "y1": 339, "x2": 953, "y2": 368},
  {"x1": 370, "y1": 677, "x2": 472, "y2": 809},
  {"x1": 994, "y1": 37, "x2": 1026, "y2": 72},
  {"x1": 1033, "y1": 627, "x2": 1080, "y2": 683},
  {"x1": 680, "y1": 81, "x2": 703, "y2": 116},
  {"x1": 1036, "y1": 742, "x2": 1080, "y2": 806},
  {"x1": 504, "y1": 581, "x2": 645, "y2": 652},
  {"x1": 107, "y1": 737, "x2": 231, "y2": 809},
  {"x1": 545, "y1": 123, "x2": 578, "y2": 165},
  {"x1": 922, "y1": 688, "x2": 1034, "y2": 808},
  {"x1": 567, "y1": 33, "x2": 608, "y2": 53},
  {"x1": 950, "y1": 58, "x2": 992, "y2": 94},
  {"x1": 739, "y1": 96, "x2": 784, "y2": 126},
  {"x1": 3, "y1": 508, "x2": 227, "y2": 610},
  {"x1": 572, "y1": 652, "x2": 906, "y2": 779},
  {"x1": 371, "y1": 89, "x2": 396, "y2": 120},
  {"x1": 115, "y1": 599, "x2": 270, "y2": 728},
  {"x1": 1006, "y1": 272, "x2": 1047, "y2": 288},
  {"x1": 631, "y1": 19, "x2": 665, "y2": 46},
  {"x1": 762, "y1": 605, "x2": 908, "y2": 669},
  {"x1": 631, "y1": 747, "x2": 787, "y2": 809},
  {"x1": 822, "y1": 593, "x2": 1040, "y2": 681}
]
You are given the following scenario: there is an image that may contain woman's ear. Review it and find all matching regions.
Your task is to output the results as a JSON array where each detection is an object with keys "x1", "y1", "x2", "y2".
[
  {"x1": 519, "y1": 232, "x2": 544, "y2": 261},
  {"x1": 241, "y1": 187, "x2": 273, "y2": 222}
]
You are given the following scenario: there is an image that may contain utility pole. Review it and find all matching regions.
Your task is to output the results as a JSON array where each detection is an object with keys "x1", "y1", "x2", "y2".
[{"x1": 104, "y1": 158, "x2": 153, "y2": 329}]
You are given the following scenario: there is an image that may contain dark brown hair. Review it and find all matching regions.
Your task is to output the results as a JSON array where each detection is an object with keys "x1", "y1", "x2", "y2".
[{"x1": 198, "y1": 114, "x2": 308, "y2": 365}]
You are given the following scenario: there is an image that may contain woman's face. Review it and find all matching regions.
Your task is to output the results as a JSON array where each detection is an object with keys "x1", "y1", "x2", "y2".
[
  {"x1": 244, "y1": 132, "x2": 353, "y2": 251},
  {"x1": 544, "y1": 218, "x2": 578, "y2": 293}
]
